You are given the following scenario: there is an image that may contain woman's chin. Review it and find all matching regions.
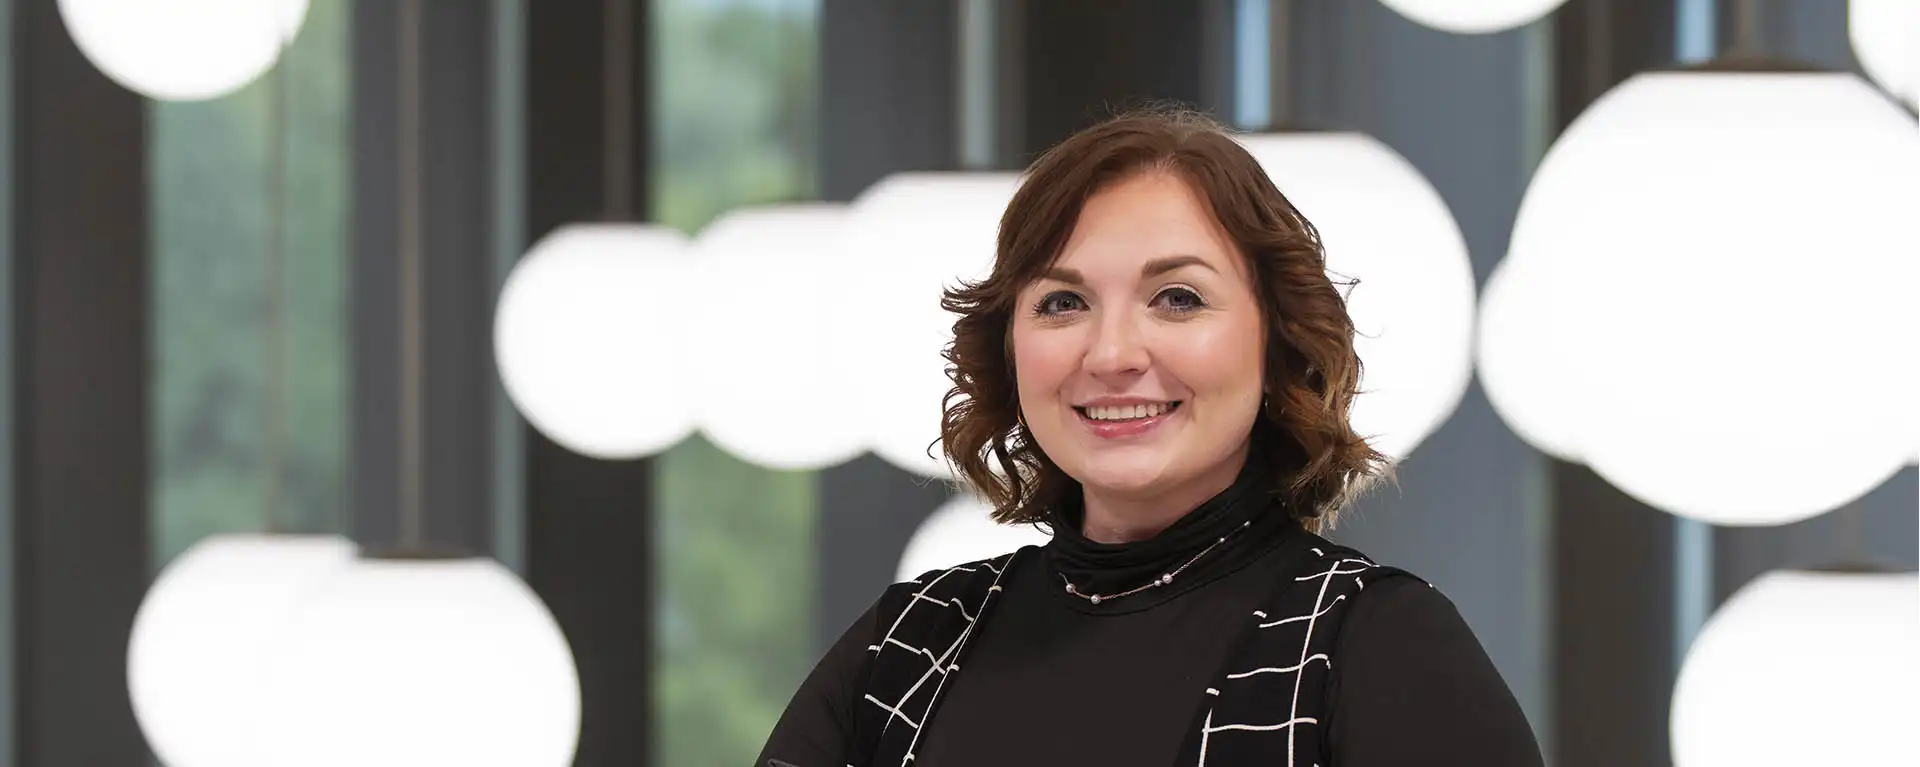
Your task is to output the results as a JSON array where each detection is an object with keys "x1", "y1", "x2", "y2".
[{"x1": 1072, "y1": 459, "x2": 1174, "y2": 498}]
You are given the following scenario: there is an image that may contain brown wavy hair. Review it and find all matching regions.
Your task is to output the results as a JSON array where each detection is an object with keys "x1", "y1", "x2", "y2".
[{"x1": 938, "y1": 106, "x2": 1391, "y2": 532}]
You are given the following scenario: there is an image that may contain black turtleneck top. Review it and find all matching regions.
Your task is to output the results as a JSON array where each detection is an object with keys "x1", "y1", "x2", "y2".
[{"x1": 756, "y1": 464, "x2": 1544, "y2": 767}]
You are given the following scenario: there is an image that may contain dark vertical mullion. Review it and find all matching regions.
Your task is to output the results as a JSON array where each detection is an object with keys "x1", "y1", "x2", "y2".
[
  {"x1": 10, "y1": 0, "x2": 151, "y2": 764},
  {"x1": 1012, "y1": 0, "x2": 1218, "y2": 157},
  {"x1": 1547, "y1": 3, "x2": 1682, "y2": 766},
  {"x1": 350, "y1": 0, "x2": 496, "y2": 553},
  {"x1": 814, "y1": 0, "x2": 964, "y2": 655},
  {"x1": 523, "y1": 2, "x2": 654, "y2": 765}
]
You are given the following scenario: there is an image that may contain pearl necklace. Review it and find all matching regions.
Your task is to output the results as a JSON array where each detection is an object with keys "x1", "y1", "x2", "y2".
[{"x1": 1058, "y1": 520, "x2": 1252, "y2": 605}]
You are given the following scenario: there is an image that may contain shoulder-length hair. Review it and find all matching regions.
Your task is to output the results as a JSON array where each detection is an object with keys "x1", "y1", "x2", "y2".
[{"x1": 938, "y1": 106, "x2": 1390, "y2": 532}]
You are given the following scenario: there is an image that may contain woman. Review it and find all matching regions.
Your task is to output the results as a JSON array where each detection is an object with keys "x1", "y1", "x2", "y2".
[{"x1": 757, "y1": 109, "x2": 1543, "y2": 767}]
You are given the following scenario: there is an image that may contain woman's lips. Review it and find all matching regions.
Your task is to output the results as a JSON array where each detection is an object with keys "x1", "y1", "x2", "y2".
[{"x1": 1074, "y1": 401, "x2": 1181, "y2": 440}]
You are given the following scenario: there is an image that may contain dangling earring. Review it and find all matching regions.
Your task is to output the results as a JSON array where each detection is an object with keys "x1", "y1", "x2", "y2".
[{"x1": 1016, "y1": 408, "x2": 1028, "y2": 430}]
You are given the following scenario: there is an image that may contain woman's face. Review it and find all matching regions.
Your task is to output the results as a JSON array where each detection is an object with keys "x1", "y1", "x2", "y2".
[{"x1": 1011, "y1": 171, "x2": 1266, "y2": 506}]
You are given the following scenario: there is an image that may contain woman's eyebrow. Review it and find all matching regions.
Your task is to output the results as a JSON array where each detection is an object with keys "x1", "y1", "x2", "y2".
[{"x1": 1038, "y1": 254, "x2": 1214, "y2": 286}]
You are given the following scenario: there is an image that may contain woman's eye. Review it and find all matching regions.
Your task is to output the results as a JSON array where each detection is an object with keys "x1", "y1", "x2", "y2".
[
  {"x1": 1034, "y1": 291, "x2": 1087, "y2": 316},
  {"x1": 1154, "y1": 287, "x2": 1206, "y2": 312}
]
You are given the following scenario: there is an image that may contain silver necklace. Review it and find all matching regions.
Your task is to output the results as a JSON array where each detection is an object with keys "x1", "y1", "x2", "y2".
[{"x1": 1059, "y1": 520, "x2": 1252, "y2": 605}]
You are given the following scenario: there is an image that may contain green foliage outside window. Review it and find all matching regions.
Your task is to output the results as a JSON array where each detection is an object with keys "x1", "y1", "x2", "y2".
[
  {"x1": 151, "y1": 0, "x2": 351, "y2": 568},
  {"x1": 652, "y1": 1, "x2": 822, "y2": 765}
]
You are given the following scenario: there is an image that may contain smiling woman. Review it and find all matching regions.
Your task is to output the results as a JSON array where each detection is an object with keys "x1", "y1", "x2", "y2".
[
  {"x1": 944, "y1": 108, "x2": 1386, "y2": 538},
  {"x1": 756, "y1": 107, "x2": 1544, "y2": 767}
]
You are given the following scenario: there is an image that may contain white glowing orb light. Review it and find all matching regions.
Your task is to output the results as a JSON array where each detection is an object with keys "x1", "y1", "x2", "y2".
[
  {"x1": 259, "y1": 555, "x2": 581, "y2": 767},
  {"x1": 1671, "y1": 569, "x2": 1919, "y2": 766},
  {"x1": 690, "y1": 204, "x2": 866, "y2": 470},
  {"x1": 496, "y1": 223, "x2": 693, "y2": 459},
  {"x1": 1508, "y1": 69, "x2": 1920, "y2": 525},
  {"x1": 840, "y1": 173, "x2": 1024, "y2": 478},
  {"x1": 59, "y1": 0, "x2": 308, "y2": 102},
  {"x1": 128, "y1": 534, "x2": 353, "y2": 767},
  {"x1": 1475, "y1": 253, "x2": 1583, "y2": 462},
  {"x1": 1851, "y1": 0, "x2": 1919, "y2": 109},
  {"x1": 896, "y1": 492, "x2": 1053, "y2": 581},
  {"x1": 1378, "y1": 0, "x2": 1568, "y2": 34},
  {"x1": 1239, "y1": 132, "x2": 1476, "y2": 462}
]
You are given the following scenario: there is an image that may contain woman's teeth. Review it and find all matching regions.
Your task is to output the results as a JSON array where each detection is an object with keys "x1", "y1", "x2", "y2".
[{"x1": 1082, "y1": 402, "x2": 1177, "y2": 421}]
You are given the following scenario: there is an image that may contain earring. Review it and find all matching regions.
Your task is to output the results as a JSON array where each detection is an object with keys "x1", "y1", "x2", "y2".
[{"x1": 1016, "y1": 409, "x2": 1028, "y2": 430}]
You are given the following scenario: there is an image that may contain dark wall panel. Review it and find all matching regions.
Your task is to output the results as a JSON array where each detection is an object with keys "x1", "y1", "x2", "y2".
[
  {"x1": 10, "y1": 0, "x2": 151, "y2": 763},
  {"x1": 523, "y1": 2, "x2": 656, "y2": 765},
  {"x1": 351, "y1": 0, "x2": 497, "y2": 552}
]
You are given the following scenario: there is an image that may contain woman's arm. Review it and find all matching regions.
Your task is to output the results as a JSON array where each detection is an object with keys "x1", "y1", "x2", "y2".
[
  {"x1": 1326, "y1": 577, "x2": 1545, "y2": 766},
  {"x1": 753, "y1": 588, "x2": 899, "y2": 767}
]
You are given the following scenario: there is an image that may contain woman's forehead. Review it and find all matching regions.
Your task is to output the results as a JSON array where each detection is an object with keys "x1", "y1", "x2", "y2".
[{"x1": 1050, "y1": 174, "x2": 1241, "y2": 274}]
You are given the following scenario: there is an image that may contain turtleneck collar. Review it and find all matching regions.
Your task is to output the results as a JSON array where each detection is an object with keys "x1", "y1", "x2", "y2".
[{"x1": 1042, "y1": 450, "x2": 1298, "y2": 615}]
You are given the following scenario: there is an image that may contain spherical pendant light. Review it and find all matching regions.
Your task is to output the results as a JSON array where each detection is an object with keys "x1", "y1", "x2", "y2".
[
  {"x1": 1377, "y1": 0, "x2": 1569, "y2": 35},
  {"x1": 840, "y1": 172, "x2": 1023, "y2": 479},
  {"x1": 58, "y1": 0, "x2": 308, "y2": 101},
  {"x1": 128, "y1": 534, "x2": 354, "y2": 767},
  {"x1": 1474, "y1": 255, "x2": 1583, "y2": 461},
  {"x1": 688, "y1": 204, "x2": 867, "y2": 471},
  {"x1": 1501, "y1": 67, "x2": 1920, "y2": 524},
  {"x1": 1850, "y1": 0, "x2": 1918, "y2": 109},
  {"x1": 897, "y1": 492, "x2": 1052, "y2": 581},
  {"x1": 1670, "y1": 569, "x2": 1918, "y2": 766},
  {"x1": 1238, "y1": 132, "x2": 1477, "y2": 462},
  {"x1": 495, "y1": 223, "x2": 693, "y2": 459},
  {"x1": 258, "y1": 553, "x2": 581, "y2": 767}
]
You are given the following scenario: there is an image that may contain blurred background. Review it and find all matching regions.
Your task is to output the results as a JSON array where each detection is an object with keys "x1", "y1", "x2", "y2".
[{"x1": 1, "y1": 0, "x2": 1915, "y2": 766}]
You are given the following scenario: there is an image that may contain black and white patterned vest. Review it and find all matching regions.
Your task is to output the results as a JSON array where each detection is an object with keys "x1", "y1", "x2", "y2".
[{"x1": 848, "y1": 538, "x2": 1420, "y2": 767}]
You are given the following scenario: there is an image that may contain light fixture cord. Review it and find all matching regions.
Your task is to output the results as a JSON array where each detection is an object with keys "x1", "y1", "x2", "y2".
[
  {"x1": 1268, "y1": 0, "x2": 1291, "y2": 128},
  {"x1": 956, "y1": 0, "x2": 996, "y2": 169},
  {"x1": 263, "y1": 15, "x2": 292, "y2": 536},
  {"x1": 1730, "y1": 0, "x2": 1762, "y2": 56},
  {"x1": 1835, "y1": 503, "x2": 1867, "y2": 567},
  {"x1": 603, "y1": 0, "x2": 635, "y2": 221},
  {"x1": 1583, "y1": 0, "x2": 1614, "y2": 105},
  {"x1": 398, "y1": 0, "x2": 427, "y2": 548}
]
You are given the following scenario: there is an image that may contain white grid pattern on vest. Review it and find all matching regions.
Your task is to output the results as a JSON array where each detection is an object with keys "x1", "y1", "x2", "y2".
[
  {"x1": 1193, "y1": 547, "x2": 1380, "y2": 767},
  {"x1": 862, "y1": 551, "x2": 1017, "y2": 764}
]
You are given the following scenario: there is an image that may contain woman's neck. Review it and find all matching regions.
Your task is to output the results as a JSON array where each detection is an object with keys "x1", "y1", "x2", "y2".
[{"x1": 1079, "y1": 445, "x2": 1251, "y2": 544}]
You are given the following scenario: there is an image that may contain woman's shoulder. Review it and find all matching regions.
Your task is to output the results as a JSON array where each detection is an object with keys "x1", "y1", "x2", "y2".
[
  {"x1": 1309, "y1": 545, "x2": 1545, "y2": 765},
  {"x1": 1290, "y1": 536, "x2": 1499, "y2": 688},
  {"x1": 1288, "y1": 532, "x2": 1432, "y2": 592},
  {"x1": 1273, "y1": 533, "x2": 1461, "y2": 644}
]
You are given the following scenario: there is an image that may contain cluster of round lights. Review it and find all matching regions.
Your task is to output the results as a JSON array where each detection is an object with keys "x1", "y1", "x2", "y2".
[
  {"x1": 1474, "y1": 48, "x2": 1920, "y2": 767},
  {"x1": 496, "y1": 145, "x2": 1479, "y2": 479},
  {"x1": 128, "y1": 536, "x2": 581, "y2": 767},
  {"x1": 1478, "y1": 67, "x2": 1920, "y2": 527}
]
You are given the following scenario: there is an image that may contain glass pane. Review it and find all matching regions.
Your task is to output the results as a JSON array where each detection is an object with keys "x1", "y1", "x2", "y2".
[
  {"x1": 149, "y1": 0, "x2": 352, "y2": 568},
  {"x1": 651, "y1": 0, "x2": 821, "y2": 764}
]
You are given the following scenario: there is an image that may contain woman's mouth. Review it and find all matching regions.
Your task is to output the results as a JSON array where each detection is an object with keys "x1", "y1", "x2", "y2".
[{"x1": 1073, "y1": 401, "x2": 1182, "y2": 439}]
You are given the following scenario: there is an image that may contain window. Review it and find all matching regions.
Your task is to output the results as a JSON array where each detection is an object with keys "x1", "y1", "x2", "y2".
[
  {"x1": 149, "y1": 0, "x2": 352, "y2": 566},
  {"x1": 651, "y1": 1, "x2": 822, "y2": 764}
]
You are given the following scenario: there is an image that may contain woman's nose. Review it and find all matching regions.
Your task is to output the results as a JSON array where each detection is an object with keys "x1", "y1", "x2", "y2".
[{"x1": 1083, "y1": 312, "x2": 1149, "y2": 378}]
